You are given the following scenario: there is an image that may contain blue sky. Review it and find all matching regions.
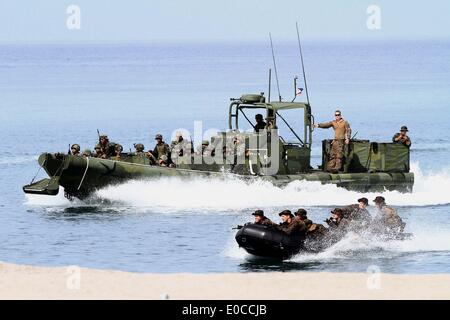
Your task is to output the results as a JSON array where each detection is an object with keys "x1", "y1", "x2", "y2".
[{"x1": 0, "y1": 0, "x2": 449, "y2": 43}]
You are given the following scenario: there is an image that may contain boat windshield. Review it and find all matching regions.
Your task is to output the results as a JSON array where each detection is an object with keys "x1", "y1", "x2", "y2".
[
  {"x1": 275, "y1": 109, "x2": 305, "y2": 145},
  {"x1": 236, "y1": 107, "x2": 267, "y2": 132}
]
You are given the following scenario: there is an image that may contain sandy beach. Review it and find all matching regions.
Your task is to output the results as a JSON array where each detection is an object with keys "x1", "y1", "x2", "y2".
[{"x1": 1, "y1": 261, "x2": 449, "y2": 299}]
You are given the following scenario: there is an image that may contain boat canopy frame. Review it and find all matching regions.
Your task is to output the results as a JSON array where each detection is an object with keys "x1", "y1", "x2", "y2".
[{"x1": 228, "y1": 100, "x2": 313, "y2": 148}]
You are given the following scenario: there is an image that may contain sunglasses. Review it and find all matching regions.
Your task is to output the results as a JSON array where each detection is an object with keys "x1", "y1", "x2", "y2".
[{"x1": 335, "y1": 114, "x2": 341, "y2": 117}]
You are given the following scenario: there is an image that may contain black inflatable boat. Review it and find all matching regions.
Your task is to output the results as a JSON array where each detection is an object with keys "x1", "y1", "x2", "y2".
[
  {"x1": 235, "y1": 224, "x2": 304, "y2": 259},
  {"x1": 235, "y1": 223, "x2": 413, "y2": 260}
]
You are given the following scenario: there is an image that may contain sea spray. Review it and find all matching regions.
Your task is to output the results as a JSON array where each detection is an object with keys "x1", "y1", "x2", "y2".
[{"x1": 90, "y1": 162, "x2": 450, "y2": 210}]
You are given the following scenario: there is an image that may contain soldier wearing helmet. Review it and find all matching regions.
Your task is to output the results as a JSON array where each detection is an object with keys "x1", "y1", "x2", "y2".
[
  {"x1": 170, "y1": 132, "x2": 192, "y2": 163},
  {"x1": 147, "y1": 134, "x2": 170, "y2": 164},
  {"x1": 98, "y1": 134, "x2": 118, "y2": 159},
  {"x1": 134, "y1": 143, "x2": 145, "y2": 155},
  {"x1": 70, "y1": 144, "x2": 81, "y2": 156},
  {"x1": 112, "y1": 144, "x2": 123, "y2": 160},
  {"x1": 82, "y1": 149, "x2": 92, "y2": 157},
  {"x1": 93, "y1": 143, "x2": 104, "y2": 158}
]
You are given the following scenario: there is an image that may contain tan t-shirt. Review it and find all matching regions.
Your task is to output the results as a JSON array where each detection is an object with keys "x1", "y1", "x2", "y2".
[{"x1": 318, "y1": 119, "x2": 351, "y2": 140}]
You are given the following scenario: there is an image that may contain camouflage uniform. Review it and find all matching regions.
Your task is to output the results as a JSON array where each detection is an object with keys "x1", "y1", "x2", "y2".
[
  {"x1": 317, "y1": 119, "x2": 351, "y2": 172},
  {"x1": 374, "y1": 205, "x2": 405, "y2": 234},
  {"x1": 93, "y1": 143, "x2": 104, "y2": 158},
  {"x1": 71, "y1": 144, "x2": 81, "y2": 156},
  {"x1": 392, "y1": 133, "x2": 411, "y2": 147},
  {"x1": 278, "y1": 219, "x2": 306, "y2": 236},
  {"x1": 134, "y1": 143, "x2": 145, "y2": 156},
  {"x1": 302, "y1": 218, "x2": 313, "y2": 230},
  {"x1": 153, "y1": 141, "x2": 170, "y2": 159}
]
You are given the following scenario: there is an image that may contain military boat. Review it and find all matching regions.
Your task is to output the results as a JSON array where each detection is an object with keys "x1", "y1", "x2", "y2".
[{"x1": 23, "y1": 92, "x2": 413, "y2": 200}]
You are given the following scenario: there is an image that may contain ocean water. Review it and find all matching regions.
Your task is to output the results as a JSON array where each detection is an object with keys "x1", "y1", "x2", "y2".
[{"x1": 0, "y1": 41, "x2": 449, "y2": 273}]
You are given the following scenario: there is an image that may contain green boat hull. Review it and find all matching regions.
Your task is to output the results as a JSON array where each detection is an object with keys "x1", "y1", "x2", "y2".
[{"x1": 23, "y1": 153, "x2": 414, "y2": 200}]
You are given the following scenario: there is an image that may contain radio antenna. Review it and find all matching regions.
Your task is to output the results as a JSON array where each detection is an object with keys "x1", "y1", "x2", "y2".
[
  {"x1": 268, "y1": 68, "x2": 272, "y2": 102},
  {"x1": 296, "y1": 22, "x2": 310, "y2": 106},
  {"x1": 269, "y1": 33, "x2": 282, "y2": 102}
]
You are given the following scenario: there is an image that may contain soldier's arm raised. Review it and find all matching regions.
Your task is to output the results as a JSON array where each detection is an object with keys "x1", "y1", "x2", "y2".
[{"x1": 315, "y1": 121, "x2": 333, "y2": 129}]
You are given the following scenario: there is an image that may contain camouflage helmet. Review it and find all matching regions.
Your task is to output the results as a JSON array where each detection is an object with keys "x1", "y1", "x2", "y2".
[
  {"x1": 99, "y1": 134, "x2": 108, "y2": 140},
  {"x1": 155, "y1": 134, "x2": 163, "y2": 140},
  {"x1": 94, "y1": 143, "x2": 102, "y2": 150},
  {"x1": 115, "y1": 144, "x2": 123, "y2": 152},
  {"x1": 202, "y1": 140, "x2": 209, "y2": 146},
  {"x1": 82, "y1": 149, "x2": 92, "y2": 156},
  {"x1": 134, "y1": 143, "x2": 145, "y2": 152},
  {"x1": 71, "y1": 144, "x2": 80, "y2": 152}
]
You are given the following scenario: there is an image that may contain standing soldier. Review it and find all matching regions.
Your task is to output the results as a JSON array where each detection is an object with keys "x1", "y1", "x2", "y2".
[
  {"x1": 70, "y1": 144, "x2": 81, "y2": 156},
  {"x1": 392, "y1": 126, "x2": 411, "y2": 147},
  {"x1": 314, "y1": 110, "x2": 351, "y2": 173},
  {"x1": 254, "y1": 114, "x2": 266, "y2": 132}
]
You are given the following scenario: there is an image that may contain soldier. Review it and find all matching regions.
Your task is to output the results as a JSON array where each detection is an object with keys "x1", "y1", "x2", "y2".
[
  {"x1": 342, "y1": 197, "x2": 372, "y2": 225},
  {"x1": 82, "y1": 149, "x2": 92, "y2": 157},
  {"x1": 93, "y1": 143, "x2": 104, "y2": 158},
  {"x1": 314, "y1": 110, "x2": 351, "y2": 173},
  {"x1": 70, "y1": 144, "x2": 81, "y2": 156},
  {"x1": 170, "y1": 132, "x2": 185, "y2": 157},
  {"x1": 325, "y1": 208, "x2": 350, "y2": 234},
  {"x1": 252, "y1": 210, "x2": 275, "y2": 226},
  {"x1": 277, "y1": 210, "x2": 306, "y2": 237},
  {"x1": 372, "y1": 196, "x2": 406, "y2": 234},
  {"x1": 197, "y1": 140, "x2": 215, "y2": 156},
  {"x1": 392, "y1": 126, "x2": 411, "y2": 147},
  {"x1": 134, "y1": 143, "x2": 145, "y2": 156},
  {"x1": 112, "y1": 144, "x2": 123, "y2": 160},
  {"x1": 254, "y1": 114, "x2": 266, "y2": 132},
  {"x1": 98, "y1": 134, "x2": 116, "y2": 158},
  {"x1": 294, "y1": 208, "x2": 313, "y2": 230},
  {"x1": 148, "y1": 134, "x2": 170, "y2": 162},
  {"x1": 353, "y1": 197, "x2": 372, "y2": 224}
]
